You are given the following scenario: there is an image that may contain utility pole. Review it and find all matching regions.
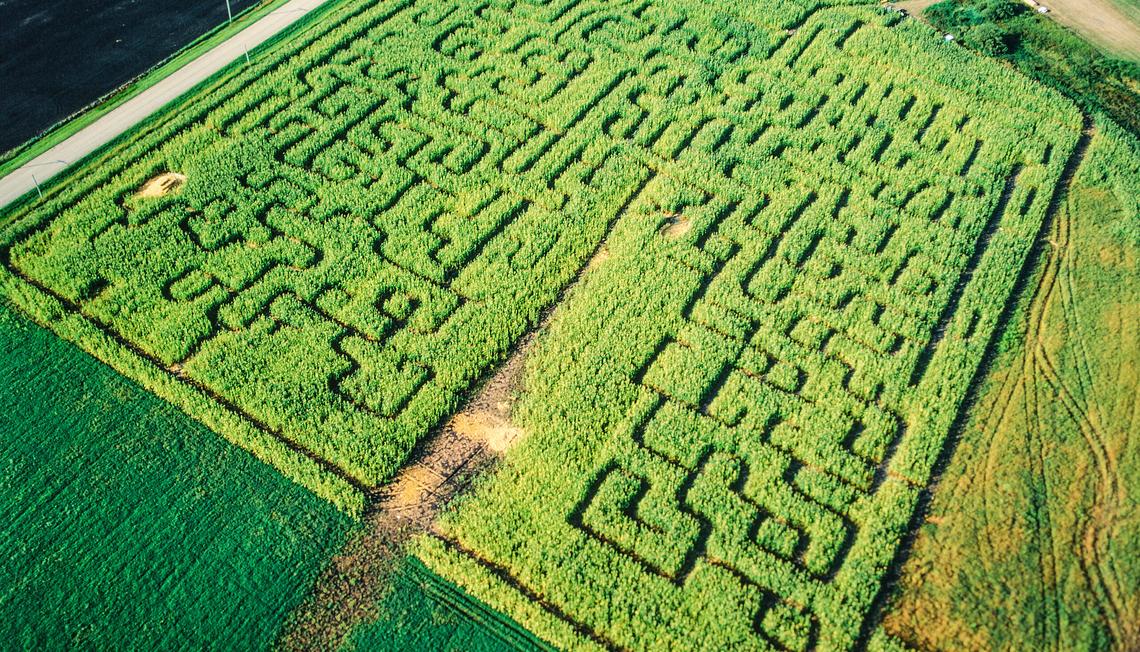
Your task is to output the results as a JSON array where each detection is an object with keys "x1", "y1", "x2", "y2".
[
  {"x1": 31, "y1": 173, "x2": 41, "y2": 198},
  {"x1": 225, "y1": 0, "x2": 233, "y2": 24}
]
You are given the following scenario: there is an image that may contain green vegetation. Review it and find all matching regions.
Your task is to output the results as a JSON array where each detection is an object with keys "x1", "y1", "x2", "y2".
[
  {"x1": 409, "y1": 2, "x2": 1089, "y2": 649},
  {"x1": 0, "y1": 304, "x2": 352, "y2": 648},
  {"x1": 922, "y1": 0, "x2": 1140, "y2": 134},
  {"x1": 344, "y1": 557, "x2": 551, "y2": 651},
  {"x1": 3, "y1": 0, "x2": 1134, "y2": 647},
  {"x1": 0, "y1": 0, "x2": 654, "y2": 512},
  {"x1": 884, "y1": 116, "x2": 1140, "y2": 650}
]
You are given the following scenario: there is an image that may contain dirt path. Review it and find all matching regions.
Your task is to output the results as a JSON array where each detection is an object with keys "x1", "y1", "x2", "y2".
[
  {"x1": 277, "y1": 235, "x2": 617, "y2": 650},
  {"x1": 0, "y1": 0, "x2": 329, "y2": 210},
  {"x1": 276, "y1": 332, "x2": 533, "y2": 651},
  {"x1": 1039, "y1": 0, "x2": 1140, "y2": 61}
]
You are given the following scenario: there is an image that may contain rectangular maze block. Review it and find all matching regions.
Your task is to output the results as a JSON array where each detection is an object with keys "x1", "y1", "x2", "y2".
[{"x1": 411, "y1": 1, "x2": 1085, "y2": 650}]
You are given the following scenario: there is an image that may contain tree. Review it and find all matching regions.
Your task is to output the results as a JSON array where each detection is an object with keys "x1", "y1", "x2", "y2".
[
  {"x1": 968, "y1": 22, "x2": 1012, "y2": 56},
  {"x1": 981, "y1": 0, "x2": 1026, "y2": 21}
]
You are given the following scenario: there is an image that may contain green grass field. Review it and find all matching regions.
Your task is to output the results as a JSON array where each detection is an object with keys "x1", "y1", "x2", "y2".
[
  {"x1": 0, "y1": 304, "x2": 352, "y2": 648},
  {"x1": 342, "y1": 556, "x2": 551, "y2": 651},
  {"x1": 1, "y1": 0, "x2": 1136, "y2": 648}
]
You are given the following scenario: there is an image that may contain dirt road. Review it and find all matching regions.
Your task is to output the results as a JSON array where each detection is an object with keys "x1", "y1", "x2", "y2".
[{"x1": 0, "y1": 0, "x2": 327, "y2": 210}]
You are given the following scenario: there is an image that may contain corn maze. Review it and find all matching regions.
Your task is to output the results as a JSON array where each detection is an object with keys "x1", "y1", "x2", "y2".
[
  {"x1": 401, "y1": 1, "x2": 1082, "y2": 651},
  {"x1": 0, "y1": 0, "x2": 1088, "y2": 647},
  {"x1": 1, "y1": 0, "x2": 663, "y2": 511}
]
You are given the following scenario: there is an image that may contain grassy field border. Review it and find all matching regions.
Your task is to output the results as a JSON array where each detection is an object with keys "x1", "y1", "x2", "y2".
[{"x1": 0, "y1": 0, "x2": 295, "y2": 179}]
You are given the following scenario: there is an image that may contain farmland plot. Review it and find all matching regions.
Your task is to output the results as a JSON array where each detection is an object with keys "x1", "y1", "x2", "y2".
[
  {"x1": 408, "y1": 2, "x2": 1090, "y2": 651},
  {"x1": 0, "y1": 0, "x2": 1108, "y2": 646},
  {"x1": 0, "y1": 306, "x2": 351, "y2": 648},
  {"x1": 0, "y1": 0, "x2": 1078, "y2": 518}
]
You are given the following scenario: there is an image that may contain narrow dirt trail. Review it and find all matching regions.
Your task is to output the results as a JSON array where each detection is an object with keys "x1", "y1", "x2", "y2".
[
  {"x1": 276, "y1": 334, "x2": 530, "y2": 651},
  {"x1": 277, "y1": 237, "x2": 615, "y2": 650}
]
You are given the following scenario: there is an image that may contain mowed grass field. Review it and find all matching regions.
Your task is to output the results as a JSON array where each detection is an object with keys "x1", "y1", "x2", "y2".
[
  {"x1": 340, "y1": 557, "x2": 551, "y2": 651},
  {"x1": 0, "y1": 0, "x2": 1137, "y2": 649},
  {"x1": 0, "y1": 304, "x2": 352, "y2": 648},
  {"x1": 884, "y1": 117, "x2": 1140, "y2": 650}
]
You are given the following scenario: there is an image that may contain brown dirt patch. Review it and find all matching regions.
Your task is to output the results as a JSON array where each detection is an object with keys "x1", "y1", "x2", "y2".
[
  {"x1": 452, "y1": 413, "x2": 525, "y2": 453},
  {"x1": 660, "y1": 213, "x2": 692, "y2": 238},
  {"x1": 277, "y1": 334, "x2": 535, "y2": 651},
  {"x1": 448, "y1": 330, "x2": 530, "y2": 453},
  {"x1": 135, "y1": 172, "x2": 186, "y2": 198}
]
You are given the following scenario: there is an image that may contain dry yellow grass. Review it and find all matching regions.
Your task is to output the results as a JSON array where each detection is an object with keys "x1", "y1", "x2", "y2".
[{"x1": 135, "y1": 172, "x2": 186, "y2": 197}]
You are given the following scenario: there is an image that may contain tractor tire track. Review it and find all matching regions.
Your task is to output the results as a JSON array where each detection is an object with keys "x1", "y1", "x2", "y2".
[
  {"x1": 1014, "y1": 126, "x2": 1128, "y2": 648},
  {"x1": 978, "y1": 344, "x2": 1026, "y2": 570},
  {"x1": 1034, "y1": 225, "x2": 1128, "y2": 648}
]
